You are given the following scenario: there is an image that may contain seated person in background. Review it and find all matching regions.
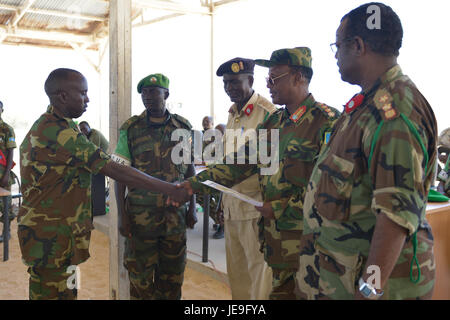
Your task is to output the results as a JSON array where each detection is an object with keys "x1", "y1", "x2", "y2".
[{"x1": 79, "y1": 121, "x2": 109, "y2": 152}]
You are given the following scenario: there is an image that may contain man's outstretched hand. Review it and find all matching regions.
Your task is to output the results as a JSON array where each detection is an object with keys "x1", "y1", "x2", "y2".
[
  {"x1": 255, "y1": 202, "x2": 275, "y2": 219},
  {"x1": 166, "y1": 181, "x2": 193, "y2": 207}
]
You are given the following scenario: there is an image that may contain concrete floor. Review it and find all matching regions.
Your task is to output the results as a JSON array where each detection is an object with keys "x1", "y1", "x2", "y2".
[{"x1": 93, "y1": 209, "x2": 228, "y2": 285}]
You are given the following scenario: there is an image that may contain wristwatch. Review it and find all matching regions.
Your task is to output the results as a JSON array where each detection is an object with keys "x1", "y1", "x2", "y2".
[{"x1": 358, "y1": 277, "x2": 384, "y2": 300}]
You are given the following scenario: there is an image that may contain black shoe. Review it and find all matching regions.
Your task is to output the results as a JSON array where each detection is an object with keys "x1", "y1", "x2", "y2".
[{"x1": 213, "y1": 225, "x2": 224, "y2": 239}]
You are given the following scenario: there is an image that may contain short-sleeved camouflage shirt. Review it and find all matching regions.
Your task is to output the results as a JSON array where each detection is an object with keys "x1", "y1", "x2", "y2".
[
  {"x1": 0, "y1": 117, "x2": 17, "y2": 186},
  {"x1": 18, "y1": 105, "x2": 111, "y2": 268},
  {"x1": 298, "y1": 65, "x2": 437, "y2": 299},
  {"x1": 113, "y1": 110, "x2": 192, "y2": 237}
]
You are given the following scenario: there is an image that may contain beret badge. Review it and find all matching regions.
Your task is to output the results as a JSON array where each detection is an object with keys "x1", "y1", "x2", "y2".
[{"x1": 231, "y1": 62, "x2": 241, "y2": 73}]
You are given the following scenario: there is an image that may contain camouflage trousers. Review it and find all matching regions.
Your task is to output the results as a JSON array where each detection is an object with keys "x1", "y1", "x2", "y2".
[
  {"x1": 28, "y1": 266, "x2": 77, "y2": 300},
  {"x1": 295, "y1": 231, "x2": 436, "y2": 300},
  {"x1": 125, "y1": 232, "x2": 187, "y2": 300},
  {"x1": 260, "y1": 218, "x2": 302, "y2": 300}
]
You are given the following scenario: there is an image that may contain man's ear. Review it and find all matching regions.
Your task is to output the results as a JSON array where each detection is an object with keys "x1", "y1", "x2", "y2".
[
  {"x1": 354, "y1": 36, "x2": 366, "y2": 56},
  {"x1": 165, "y1": 90, "x2": 170, "y2": 100},
  {"x1": 58, "y1": 91, "x2": 67, "y2": 104},
  {"x1": 248, "y1": 75, "x2": 254, "y2": 87}
]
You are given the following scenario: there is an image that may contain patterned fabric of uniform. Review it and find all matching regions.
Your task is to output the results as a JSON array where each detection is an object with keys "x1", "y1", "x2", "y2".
[
  {"x1": 28, "y1": 266, "x2": 77, "y2": 300},
  {"x1": 114, "y1": 110, "x2": 192, "y2": 238},
  {"x1": 18, "y1": 105, "x2": 112, "y2": 270},
  {"x1": 189, "y1": 94, "x2": 340, "y2": 281},
  {"x1": 0, "y1": 117, "x2": 16, "y2": 214},
  {"x1": 297, "y1": 65, "x2": 437, "y2": 300},
  {"x1": 125, "y1": 232, "x2": 186, "y2": 300},
  {"x1": 113, "y1": 110, "x2": 192, "y2": 300},
  {"x1": 88, "y1": 128, "x2": 109, "y2": 152}
]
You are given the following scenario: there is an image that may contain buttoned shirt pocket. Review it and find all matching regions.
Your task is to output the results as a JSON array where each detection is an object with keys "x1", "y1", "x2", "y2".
[{"x1": 315, "y1": 154, "x2": 354, "y2": 221}]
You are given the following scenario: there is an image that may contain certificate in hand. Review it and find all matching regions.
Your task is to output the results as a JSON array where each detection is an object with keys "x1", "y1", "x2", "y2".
[{"x1": 201, "y1": 180, "x2": 263, "y2": 207}]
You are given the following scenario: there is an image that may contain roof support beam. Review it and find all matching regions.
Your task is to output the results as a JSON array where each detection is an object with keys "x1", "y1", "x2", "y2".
[
  {"x1": 132, "y1": 12, "x2": 183, "y2": 28},
  {"x1": 11, "y1": 0, "x2": 37, "y2": 27},
  {"x1": 68, "y1": 42, "x2": 100, "y2": 73},
  {"x1": 133, "y1": 0, "x2": 211, "y2": 15},
  {"x1": 0, "y1": 26, "x2": 98, "y2": 46},
  {"x1": 0, "y1": 4, "x2": 106, "y2": 22}
]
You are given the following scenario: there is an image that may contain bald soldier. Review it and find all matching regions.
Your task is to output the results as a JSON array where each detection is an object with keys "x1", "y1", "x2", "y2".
[
  {"x1": 113, "y1": 73, "x2": 197, "y2": 300},
  {"x1": 18, "y1": 68, "x2": 189, "y2": 300},
  {"x1": 296, "y1": 3, "x2": 437, "y2": 300}
]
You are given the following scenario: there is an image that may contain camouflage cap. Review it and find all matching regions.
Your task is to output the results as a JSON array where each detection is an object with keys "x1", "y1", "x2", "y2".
[
  {"x1": 137, "y1": 73, "x2": 169, "y2": 93},
  {"x1": 216, "y1": 57, "x2": 255, "y2": 76},
  {"x1": 254, "y1": 47, "x2": 312, "y2": 69}
]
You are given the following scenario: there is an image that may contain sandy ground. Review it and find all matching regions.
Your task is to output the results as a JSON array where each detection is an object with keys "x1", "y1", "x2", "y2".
[{"x1": 0, "y1": 218, "x2": 231, "y2": 300}]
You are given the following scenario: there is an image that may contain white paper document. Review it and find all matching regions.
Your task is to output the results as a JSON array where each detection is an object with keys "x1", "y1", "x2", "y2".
[{"x1": 201, "y1": 180, "x2": 263, "y2": 207}]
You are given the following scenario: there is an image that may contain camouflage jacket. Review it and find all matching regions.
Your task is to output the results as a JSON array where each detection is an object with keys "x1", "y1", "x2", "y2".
[
  {"x1": 113, "y1": 110, "x2": 192, "y2": 236},
  {"x1": 18, "y1": 105, "x2": 111, "y2": 268},
  {"x1": 190, "y1": 94, "x2": 340, "y2": 267},
  {"x1": 0, "y1": 117, "x2": 16, "y2": 185},
  {"x1": 300, "y1": 65, "x2": 437, "y2": 299},
  {"x1": 88, "y1": 128, "x2": 109, "y2": 152}
]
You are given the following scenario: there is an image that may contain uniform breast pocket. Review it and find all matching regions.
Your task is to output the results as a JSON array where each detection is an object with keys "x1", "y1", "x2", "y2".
[{"x1": 315, "y1": 154, "x2": 354, "y2": 221}]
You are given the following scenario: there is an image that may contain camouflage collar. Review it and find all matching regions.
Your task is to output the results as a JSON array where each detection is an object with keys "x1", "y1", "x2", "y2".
[
  {"x1": 284, "y1": 93, "x2": 315, "y2": 122},
  {"x1": 145, "y1": 109, "x2": 171, "y2": 127},
  {"x1": 47, "y1": 105, "x2": 78, "y2": 130},
  {"x1": 380, "y1": 64, "x2": 403, "y2": 86},
  {"x1": 0, "y1": 116, "x2": 3, "y2": 125}
]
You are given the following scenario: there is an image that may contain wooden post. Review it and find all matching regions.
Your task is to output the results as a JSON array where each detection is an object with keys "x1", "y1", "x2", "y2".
[{"x1": 108, "y1": 0, "x2": 131, "y2": 300}]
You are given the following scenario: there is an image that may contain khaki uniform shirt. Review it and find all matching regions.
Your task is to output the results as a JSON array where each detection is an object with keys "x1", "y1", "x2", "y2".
[{"x1": 222, "y1": 92, "x2": 276, "y2": 221}]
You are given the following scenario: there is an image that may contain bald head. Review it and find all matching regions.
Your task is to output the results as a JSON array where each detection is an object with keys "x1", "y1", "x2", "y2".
[
  {"x1": 44, "y1": 68, "x2": 90, "y2": 119},
  {"x1": 44, "y1": 68, "x2": 84, "y2": 97},
  {"x1": 202, "y1": 116, "x2": 214, "y2": 131}
]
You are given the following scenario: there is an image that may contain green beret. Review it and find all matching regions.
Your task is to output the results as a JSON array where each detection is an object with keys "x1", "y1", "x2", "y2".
[
  {"x1": 216, "y1": 57, "x2": 255, "y2": 76},
  {"x1": 137, "y1": 73, "x2": 169, "y2": 93},
  {"x1": 255, "y1": 47, "x2": 312, "y2": 69}
]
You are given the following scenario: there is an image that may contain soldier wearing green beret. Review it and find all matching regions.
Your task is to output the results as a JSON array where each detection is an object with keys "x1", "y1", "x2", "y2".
[
  {"x1": 113, "y1": 73, "x2": 197, "y2": 300},
  {"x1": 18, "y1": 69, "x2": 190, "y2": 300},
  {"x1": 172, "y1": 49, "x2": 340, "y2": 299},
  {"x1": 296, "y1": 3, "x2": 437, "y2": 300}
]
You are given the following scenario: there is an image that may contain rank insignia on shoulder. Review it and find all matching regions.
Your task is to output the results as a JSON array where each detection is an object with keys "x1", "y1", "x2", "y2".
[
  {"x1": 290, "y1": 105, "x2": 306, "y2": 122},
  {"x1": 244, "y1": 104, "x2": 254, "y2": 116},
  {"x1": 231, "y1": 62, "x2": 241, "y2": 73}
]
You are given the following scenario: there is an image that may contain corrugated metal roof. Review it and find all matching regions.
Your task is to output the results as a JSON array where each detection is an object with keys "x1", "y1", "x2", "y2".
[{"x1": 0, "y1": 0, "x2": 239, "y2": 50}]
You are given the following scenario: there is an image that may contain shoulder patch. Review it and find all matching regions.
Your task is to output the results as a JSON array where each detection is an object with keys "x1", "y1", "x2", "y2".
[
  {"x1": 316, "y1": 102, "x2": 340, "y2": 120},
  {"x1": 373, "y1": 88, "x2": 400, "y2": 121},
  {"x1": 172, "y1": 113, "x2": 192, "y2": 130}
]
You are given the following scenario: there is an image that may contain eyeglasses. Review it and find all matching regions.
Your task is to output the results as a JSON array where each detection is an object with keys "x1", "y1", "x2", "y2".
[
  {"x1": 330, "y1": 37, "x2": 354, "y2": 54},
  {"x1": 266, "y1": 72, "x2": 289, "y2": 86}
]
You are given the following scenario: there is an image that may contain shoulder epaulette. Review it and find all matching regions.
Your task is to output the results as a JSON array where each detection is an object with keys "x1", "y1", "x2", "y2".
[
  {"x1": 316, "y1": 102, "x2": 340, "y2": 120},
  {"x1": 256, "y1": 94, "x2": 277, "y2": 114},
  {"x1": 172, "y1": 113, "x2": 192, "y2": 130},
  {"x1": 373, "y1": 88, "x2": 400, "y2": 121}
]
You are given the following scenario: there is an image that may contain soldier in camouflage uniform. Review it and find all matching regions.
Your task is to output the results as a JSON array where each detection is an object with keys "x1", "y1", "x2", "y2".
[
  {"x1": 175, "y1": 48, "x2": 340, "y2": 299},
  {"x1": 18, "y1": 69, "x2": 189, "y2": 300},
  {"x1": 0, "y1": 100, "x2": 17, "y2": 239},
  {"x1": 112, "y1": 73, "x2": 197, "y2": 300},
  {"x1": 296, "y1": 3, "x2": 437, "y2": 300}
]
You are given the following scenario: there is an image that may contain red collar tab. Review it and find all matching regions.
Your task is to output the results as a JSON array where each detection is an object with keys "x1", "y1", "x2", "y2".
[
  {"x1": 244, "y1": 104, "x2": 254, "y2": 116},
  {"x1": 345, "y1": 94, "x2": 364, "y2": 114},
  {"x1": 289, "y1": 105, "x2": 307, "y2": 123}
]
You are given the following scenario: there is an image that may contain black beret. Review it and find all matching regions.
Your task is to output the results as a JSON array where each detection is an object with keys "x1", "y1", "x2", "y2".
[{"x1": 216, "y1": 57, "x2": 255, "y2": 76}]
